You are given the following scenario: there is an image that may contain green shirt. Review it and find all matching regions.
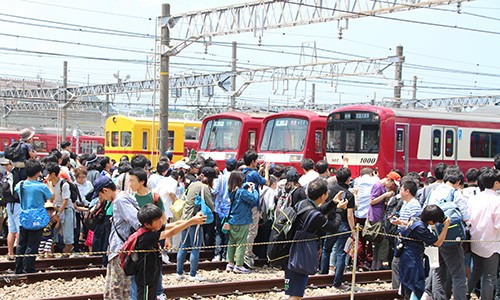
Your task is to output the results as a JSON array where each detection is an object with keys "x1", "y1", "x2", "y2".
[{"x1": 135, "y1": 192, "x2": 165, "y2": 212}]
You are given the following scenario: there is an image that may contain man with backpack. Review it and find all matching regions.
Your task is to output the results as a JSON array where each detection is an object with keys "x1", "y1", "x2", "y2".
[
  {"x1": 92, "y1": 176, "x2": 141, "y2": 300},
  {"x1": 45, "y1": 162, "x2": 75, "y2": 255},
  {"x1": 424, "y1": 167, "x2": 469, "y2": 300},
  {"x1": 241, "y1": 150, "x2": 269, "y2": 269},
  {"x1": 6, "y1": 128, "x2": 37, "y2": 186},
  {"x1": 284, "y1": 178, "x2": 347, "y2": 299}
]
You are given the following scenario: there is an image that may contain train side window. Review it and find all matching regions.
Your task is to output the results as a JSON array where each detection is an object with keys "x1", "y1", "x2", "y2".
[
  {"x1": 121, "y1": 131, "x2": 131, "y2": 147},
  {"x1": 248, "y1": 131, "x2": 256, "y2": 150},
  {"x1": 33, "y1": 140, "x2": 47, "y2": 152},
  {"x1": 111, "y1": 132, "x2": 119, "y2": 147},
  {"x1": 168, "y1": 130, "x2": 174, "y2": 150},
  {"x1": 396, "y1": 129, "x2": 404, "y2": 152},
  {"x1": 470, "y1": 131, "x2": 499, "y2": 158},
  {"x1": 315, "y1": 131, "x2": 323, "y2": 153},
  {"x1": 142, "y1": 131, "x2": 148, "y2": 150},
  {"x1": 445, "y1": 130, "x2": 454, "y2": 157},
  {"x1": 105, "y1": 131, "x2": 110, "y2": 147},
  {"x1": 432, "y1": 129, "x2": 441, "y2": 157}
]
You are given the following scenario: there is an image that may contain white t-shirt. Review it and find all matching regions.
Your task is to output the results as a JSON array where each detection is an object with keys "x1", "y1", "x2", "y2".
[
  {"x1": 154, "y1": 176, "x2": 179, "y2": 219},
  {"x1": 54, "y1": 178, "x2": 74, "y2": 210}
]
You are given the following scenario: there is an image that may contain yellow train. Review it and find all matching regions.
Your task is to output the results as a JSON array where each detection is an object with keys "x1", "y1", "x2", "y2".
[{"x1": 104, "y1": 115, "x2": 201, "y2": 165}]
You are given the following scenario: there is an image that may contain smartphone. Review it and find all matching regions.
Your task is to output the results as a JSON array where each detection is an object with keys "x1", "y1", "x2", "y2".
[{"x1": 341, "y1": 191, "x2": 346, "y2": 200}]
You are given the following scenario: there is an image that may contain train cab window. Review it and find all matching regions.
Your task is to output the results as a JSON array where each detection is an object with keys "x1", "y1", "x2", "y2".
[
  {"x1": 396, "y1": 129, "x2": 404, "y2": 152},
  {"x1": 200, "y1": 119, "x2": 241, "y2": 151},
  {"x1": 345, "y1": 128, "x2": 356, "y2": 152},
  {"x1": 260, "y1": 118, "x2": 308, "y2": 151},
  {"x1": 121, "y1": 131, "x2": 131, "y2": 147},
  {"x1": 105, "y1": 131, "x2": 110, "y2": 147},
  {"x1": 315, "y1": 131, "x2": 323, "y2": 153},
  {"x1": 445, "y1": 130, "x2": 454, "y2": 157},
  {"x1": 111, "y1": 132, "x2": 119, "y2": 147},
  {"x1": 432, "y1": 129, "x2": 441, "y2": 157},
  {"x1": 470, "y1": 131, "x2": 500, "y2": 158},
  {"x1": 360, "y1": 124, "x2": 380, "y2": 153},
  {"x1": 326, "y1": 125, "x2": 341, "y2": 152},
  {"x1": 185, "y1": 126, "x2": 200, "y2": 141},
  {"x1": 142, "y1": 131, "x2": 148, "y2": 150},
  {"x1": 248, "y1": 131, "x2": 256, "y2": 150}
]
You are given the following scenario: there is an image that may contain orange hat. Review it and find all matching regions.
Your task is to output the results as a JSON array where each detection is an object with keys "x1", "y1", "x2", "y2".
[{"x1": 387, "y1": 171, "x2": 401, "y2": 187}]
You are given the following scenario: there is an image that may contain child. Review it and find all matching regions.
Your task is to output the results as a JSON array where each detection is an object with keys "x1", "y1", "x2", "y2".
[
  {"x1": 398, "y1": 205, "x2": 450, "y2": 300},
  {"x1": 38, "y1": 202, "x2": 60, "y2": 258},
  {"x1": 133, "y1": 203, "x2": 206, "y2": 300}
]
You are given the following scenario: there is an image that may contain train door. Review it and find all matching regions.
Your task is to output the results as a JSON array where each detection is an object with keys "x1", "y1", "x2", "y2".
[
  {"x1": 394, "y1": 123, "x2": 409, "y2": 175},
  {"x1": 429, "y1": 126, "x2": 458, "y2": 170}
]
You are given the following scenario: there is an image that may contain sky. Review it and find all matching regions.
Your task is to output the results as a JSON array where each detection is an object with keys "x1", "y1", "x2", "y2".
[{"x1": 0, "y1": 0, "x2": 499, "y2": 113}]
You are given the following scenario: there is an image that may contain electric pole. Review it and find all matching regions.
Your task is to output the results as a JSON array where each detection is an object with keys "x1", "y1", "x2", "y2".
[
  {"x1": 159, "y1": 3, "x2": 170, "y2": 154},
  {"x1": 393, "y1": 45, "x2": 404, "y2": 108},
  {"x1": 230, "y1": 41, "x2": 237, "y2": 111},
  {"x1": 412, "y1": 75, "x2": 417, "y2": 100},
  {"x1": 62, "y1": 61, "x2": 68, "y2": 142}
]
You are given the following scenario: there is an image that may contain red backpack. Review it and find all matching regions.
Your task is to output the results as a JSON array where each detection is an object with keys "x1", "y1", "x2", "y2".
[{"x1": 119, "y1": 227, "x2": 149, "y2": 276}]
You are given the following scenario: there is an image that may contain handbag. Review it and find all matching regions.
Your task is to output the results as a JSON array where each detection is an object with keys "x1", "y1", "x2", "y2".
[
  {"x1": 194, "y1": 186, "x2": 214, "y2": 224},
  {"x1": 362, "y1": 218, "x2": 384, "y2": 243},
  {"x1": 221, "y1": 192, "x2": 235, "y2": 234},
  {"x1": 18, "y1": 181, "x2": 50, "y2": 230},
  {"x1": 170, "y1": 189, "x2": 187, "y2": 220},
  {"x1": 287, "y1": 210, "x2": 321, "y2": 275}
]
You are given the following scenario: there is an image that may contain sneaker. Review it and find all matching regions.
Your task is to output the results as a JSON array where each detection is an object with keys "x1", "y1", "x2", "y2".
[
  {"x1": 175, "y1": 274, "x2": 186, "y2": 281},
  {"x1": 161, "y1": 253, "x2": 170, "y2": 264},
  {"x1": 244, "y1": 255, "x2": 255, "y2": 270},
  {"x1": 212, "y1": 255, "x2": 221, "y2": 262},
  {"x1": 188, "y1": 274, "x2": 206, "y2": 282},
  {"x1": 333, "y1": 283, "x2": 350, "y2": 291},
  {"x1": 247, "y1": 253, "x2": 259, "y2": 260},
  {"x1": 233, "y1": 265, "x2": 251, "y2": 274},
  {"x1": 225, "y1": 263, "x2": 235, "y2": 272},
  {"x1": 156, "y1": 293, "x2": 167, "y2": 300}
]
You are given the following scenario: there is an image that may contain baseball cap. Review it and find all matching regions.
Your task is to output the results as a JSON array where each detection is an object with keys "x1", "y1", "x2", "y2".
[
  {"x1": 201, "y1": 166, "x2": 218, "y2": 178},
  {"x1": 286, "y1": 167, "x2": 300, "y2": 183},
  {"x1": 173, "y1": 161, "x2": 190, "y2": 170},
  {"x1": 387, "y1": 171, "x2": 401, "y2": 186},
  {"x1": 225, "y1": 158, "x2": 237, "y2": 169},
  {"x1": 44, "y1": 201, "x2": 55, "y2": 209},
  {"x1": 92, "y1": 176, "x2": 114, "y2": 199}
]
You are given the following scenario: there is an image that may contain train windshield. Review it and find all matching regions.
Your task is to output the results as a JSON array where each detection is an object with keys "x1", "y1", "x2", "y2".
[
  {"x1": 260, "y1": 117, "x2": 309, "y2": 151},
  {"x1": 326, "y1": 111, "x2": 380, "y2": 153},
  {"x1": 199, "y1": 118, "x2": 242, "y2": 150}
]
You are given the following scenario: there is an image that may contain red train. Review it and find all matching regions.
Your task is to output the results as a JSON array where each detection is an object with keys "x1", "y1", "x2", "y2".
[
  {"x1": 0, "y1": 130, "x2": 104, "y2": 157},
  {"x1": 197, "y1": 112, "x2": 265, "y2": 169},
  {"x1": 257, "y1": 110, "x2": 327, "y2": 173},
  {"x1": 326, "y1": 105, "x2": 500, "y2": 177}
]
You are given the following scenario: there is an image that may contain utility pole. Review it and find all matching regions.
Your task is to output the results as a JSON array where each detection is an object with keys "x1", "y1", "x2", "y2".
[
  {"x1": 230, "y1": 41, "x2": 237, "y2": 111},
  {"x1": 62, "y1": 61, "x2": 68, "y2": 143},
  {"x1": 311, "y1": 83, "x2": 316, "y2": 105},
  {"x1": 159, "y1": 3, "x2": 170, "y2": 154},
  {"x1": 412, "y1": 75, "x2": 417, "y2": 100},
  {"x1": 393, "y1": 45, "x2": 404, "y2": 108}
]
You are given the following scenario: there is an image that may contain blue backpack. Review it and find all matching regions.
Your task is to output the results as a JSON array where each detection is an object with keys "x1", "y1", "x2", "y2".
[{"x1": 433, "y1": 188, "x2": 466, "y2": 247}]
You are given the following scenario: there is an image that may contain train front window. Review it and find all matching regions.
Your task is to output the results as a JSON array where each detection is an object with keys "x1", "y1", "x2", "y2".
[
  {"x1": 260, "y1": 118, "x2": 308, "y2": 151},
  {"x1": 199, "y1": 119, "x2": 242, "y2": 151},
  {"x1": 121, "y1": 132, "x2": 131, "y2": 147},
  {"x1": 360, "y1": 125, "x2": 379, "y2": 153},
  {"x1": 111, "y1": 132, "x2": 119, "y2": 147},
  {"x1": 326, "y1": 125, "x2": 342, "y2": 152},
  {"x1": 326, "y1": 111, "x2": 380, "y2": 153}
]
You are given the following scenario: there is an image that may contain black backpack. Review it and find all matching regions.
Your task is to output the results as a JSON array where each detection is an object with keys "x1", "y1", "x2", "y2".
[
  {"x1": 83, "y1": 201, "x2": 109, "y2": 231},
  {"x1": 267, "y1": 200, "x2": 312, "y2": 268},
  {"x1": 0, "y1": 173, "x2": 19, "y2": 205},
  {"x1": 4, "y1": 142, "x2": 25, "y2": 162},
  {"x1": 59, "y1": 180, "x2": 81, "y2": 203}
]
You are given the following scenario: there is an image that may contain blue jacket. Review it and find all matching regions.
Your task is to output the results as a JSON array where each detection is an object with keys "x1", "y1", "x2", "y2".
[{"x1": 228, "y1": 185, "x2": 259, "y2": 225}]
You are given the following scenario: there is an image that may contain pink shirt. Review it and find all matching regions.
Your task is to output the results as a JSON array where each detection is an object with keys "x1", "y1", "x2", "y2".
[{"x1": 469, "y1": 189, "x2": 500, "y2": 258}]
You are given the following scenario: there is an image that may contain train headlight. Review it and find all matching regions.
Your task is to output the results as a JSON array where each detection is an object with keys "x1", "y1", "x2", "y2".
[
  {"x1": 224, "y1": 153, "x2": 236, "y2": 159},
  {"x1": 289, "y1": 154, "x2": 303, "y2": 162}
]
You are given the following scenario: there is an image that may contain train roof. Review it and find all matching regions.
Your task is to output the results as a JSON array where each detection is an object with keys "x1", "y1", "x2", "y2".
[
  {"x1": 202, "y1": 111, "x2": 267, "y2": 120},
  {"x1": 264, "y1": 109, "x2": 328, "y2": 120},
  {"x1": 331, "y1": 105, "x2": 500, "y2": 124},
  {"x1": 108, "y1": 115, "x2": 201, "y2": 124}
]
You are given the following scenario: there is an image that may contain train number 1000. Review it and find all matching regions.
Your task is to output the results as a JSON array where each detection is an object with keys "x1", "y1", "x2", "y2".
[{"x1": 360, "y1": 157, "x2": 376, "y2": 164}]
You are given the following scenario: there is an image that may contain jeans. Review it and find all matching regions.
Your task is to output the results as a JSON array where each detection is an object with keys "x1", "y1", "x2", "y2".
[
  {"x1": 15, "y1": 226, "x2": 43, "y2": 274},
  {"x1": 131, "y1": 273, "x2": 163, "y2": 300},
  {"x1": 214, "y1": 214, "x2": 228, "y2": 259},
  {"x1": 432, "y1": 244, "x2": 467, "y2": 300},
  {"x1": 468, "y1": 253, "x2": 499, "y2": 300},
  {"x1": 320, "y1": 222, "x2": 349, "y2": 287},
  {"x1": 176, "y1": 225, "x2": 203, "y2": 277}
]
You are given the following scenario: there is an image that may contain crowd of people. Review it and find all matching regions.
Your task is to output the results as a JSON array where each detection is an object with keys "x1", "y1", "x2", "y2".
[{"x1": 0, "y1": 127, "x2": 499, "y2": 300}]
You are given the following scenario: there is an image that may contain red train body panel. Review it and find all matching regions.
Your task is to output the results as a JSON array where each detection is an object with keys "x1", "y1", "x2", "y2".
[{"x1": 326, "y1": 105, "x2": 500, "y2": 177}]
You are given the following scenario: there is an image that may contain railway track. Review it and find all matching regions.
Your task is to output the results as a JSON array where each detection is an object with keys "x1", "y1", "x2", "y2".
[{"x1": 35, "y1": 270, "x2": 393, "y2": 300}]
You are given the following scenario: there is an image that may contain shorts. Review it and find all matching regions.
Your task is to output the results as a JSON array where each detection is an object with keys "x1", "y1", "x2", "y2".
[
  {"x1": 53, "y1": 209, "x2": 74, "y2": 245},
  {"x1": 284, "y1": 267, "x2": 309, "y2": 297},
  {"x1": 6, "y1": 203, "x2": 21, "y2": 233}
]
